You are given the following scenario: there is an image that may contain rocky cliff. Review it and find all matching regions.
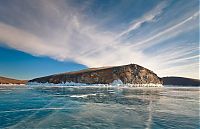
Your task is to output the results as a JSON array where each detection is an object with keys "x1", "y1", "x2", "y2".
[{"x1": 29, "y1": 64, "x2": 162, "y2": 85}]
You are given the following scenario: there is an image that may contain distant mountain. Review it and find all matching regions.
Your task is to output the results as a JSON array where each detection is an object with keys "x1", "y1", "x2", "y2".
[
  {"x1": 162, "y1": 77, "x2": 200, "y2": 86},
  {"x1": 29, "y1": 64, "x2": 163, "y2": 86},
  {"x1": 0, "y1": 76, "x2": 27, "y2": 85}
]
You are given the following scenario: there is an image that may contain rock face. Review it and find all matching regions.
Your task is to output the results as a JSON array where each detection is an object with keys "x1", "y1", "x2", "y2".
[{"x1": 29, "y1": 64, "x2": 163, "y2": 85}]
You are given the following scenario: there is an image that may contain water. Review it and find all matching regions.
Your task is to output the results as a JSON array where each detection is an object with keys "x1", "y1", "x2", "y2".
[{"x1": 0, "y1": 86, "x2": 199, "y2": 129}]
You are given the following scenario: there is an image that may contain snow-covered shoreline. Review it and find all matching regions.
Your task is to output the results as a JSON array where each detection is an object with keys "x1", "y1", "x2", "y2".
[
  {"x1": 0, "y1": 83, "x2": 26, "y2": 86},
  {"x1": 27, "y1": 81, "x2": 163, "y2": 87}
]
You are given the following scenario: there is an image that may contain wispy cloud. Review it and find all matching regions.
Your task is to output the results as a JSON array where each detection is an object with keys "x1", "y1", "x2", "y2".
[
  {"x1": 131, "y1": 11, "x2": 199, "y2": 49},
  {"x1": 0, "y1": 0, "x2": 198, "y2": 79},
  {"x1": 117, "y1": 1, "x2": 168, "y2": 38}
]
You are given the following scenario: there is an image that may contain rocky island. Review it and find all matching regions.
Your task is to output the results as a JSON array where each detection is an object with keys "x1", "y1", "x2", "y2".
[
  {"x1": 28, "y1": 64, "x2": 163, "y2": 87},
  {"x1": 1, "y1": 64, "x2": 199, "y2": 87}
]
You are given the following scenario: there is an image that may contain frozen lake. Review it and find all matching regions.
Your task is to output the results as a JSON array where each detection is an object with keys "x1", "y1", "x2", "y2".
[{"x1": 0, "y1": 86, "x2": 199, "y2": 129}]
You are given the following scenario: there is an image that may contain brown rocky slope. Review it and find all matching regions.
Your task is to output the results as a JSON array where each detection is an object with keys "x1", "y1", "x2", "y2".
[
  {"x1": 0, "y1": 76, "x2": 27, "y2": 84},
  {"x1": 29, "y1": 64, "x2": 163, "y2": 85}
]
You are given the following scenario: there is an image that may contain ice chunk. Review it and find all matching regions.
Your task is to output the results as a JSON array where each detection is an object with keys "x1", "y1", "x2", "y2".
[{"x1": 111, "y1": 79, "x2": 123, "y2": 85}]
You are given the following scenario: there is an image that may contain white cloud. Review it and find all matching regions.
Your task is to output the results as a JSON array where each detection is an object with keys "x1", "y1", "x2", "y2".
[
  {"x1": 117, "y1": 1, "x2": 168, "y2": 38},
  {"x1": 0, "y1": 0, "x2": 199, "y2": 79},
  {"x1": 130, "y1": 12, "x2": 199, "y2": 49}
]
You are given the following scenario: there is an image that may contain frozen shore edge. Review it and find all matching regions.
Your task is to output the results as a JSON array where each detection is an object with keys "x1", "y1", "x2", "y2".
[
  {"x1": 27, "y1": 82, "x2": 163, "y2": 87},
  {"x1": 0, "y1": 84, "x2": 26, "y2": 86}
]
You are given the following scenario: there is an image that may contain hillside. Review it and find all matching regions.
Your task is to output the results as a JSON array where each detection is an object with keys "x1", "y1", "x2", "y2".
[
  {"x1": 29, "y1": 64, "x2": 163, "y2": 85},
  {"x1": 162, "y1": 77, "x2": 200, "y2": 86},
  {"x1": 0, "y1": 76, "x2": 27, "y2": 84}
]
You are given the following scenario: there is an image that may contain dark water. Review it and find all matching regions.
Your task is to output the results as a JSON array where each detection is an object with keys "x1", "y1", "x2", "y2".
[{"x1": 0, "y1": 86, "x2": 199, "y2": 129}]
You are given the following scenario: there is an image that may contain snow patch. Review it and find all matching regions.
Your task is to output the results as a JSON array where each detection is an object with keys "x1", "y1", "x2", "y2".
[
  {"x1": 0, "y1": 83, "x2": 25, "y2": 86},
  {"x1": 125, "y1": 83, "x2": 163, "y2": 87},
  {"x1": 27, "y1": 82, "x2": 88, "y2": 86}
]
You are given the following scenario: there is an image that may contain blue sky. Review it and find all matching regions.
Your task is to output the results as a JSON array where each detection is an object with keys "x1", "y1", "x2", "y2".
[
  {"x1": 0, "y1": 0, "x2": 199, "y2": 79},
  {"x1": 0, "y1": 46, "x2": 86, "y2": 79}
]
